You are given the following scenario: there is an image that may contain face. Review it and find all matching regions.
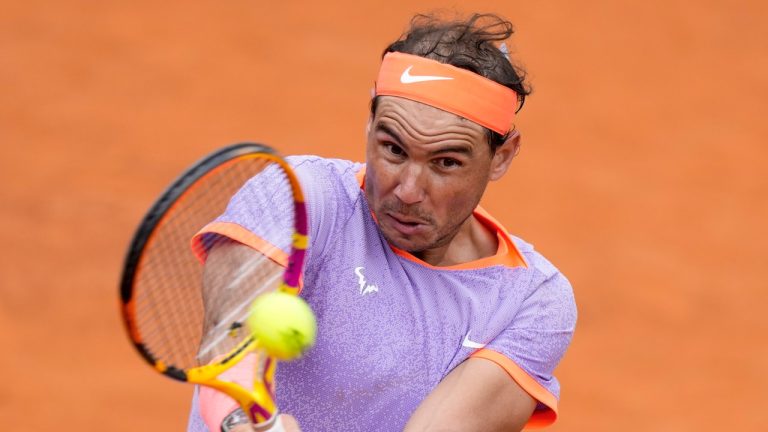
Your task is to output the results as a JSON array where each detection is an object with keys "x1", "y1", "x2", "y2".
[{"x1": 365, "y1": 96, "x2": 513, "y2": 256}]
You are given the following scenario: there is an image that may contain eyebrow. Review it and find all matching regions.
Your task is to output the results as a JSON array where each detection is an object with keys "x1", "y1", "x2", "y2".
[
  {"x1": 375, "y1": 123, "x2": 404, "y2": 147},
  {"x1": 374, "y1": 123, "x2": 474, "y2": 156}
]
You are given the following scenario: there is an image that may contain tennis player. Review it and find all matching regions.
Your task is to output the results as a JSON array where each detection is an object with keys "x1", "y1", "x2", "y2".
[{"x1": 188, "y1": 12, "x2": 576, "y2": 432}]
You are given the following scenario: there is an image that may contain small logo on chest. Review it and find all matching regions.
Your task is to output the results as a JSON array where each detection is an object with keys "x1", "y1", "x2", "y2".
[
  {"x1": 462, "y1": 332, "x2": 487, "y2": 349},
  {"x1": 354, "y1": 267, "x2": 379, "y2": 295}
]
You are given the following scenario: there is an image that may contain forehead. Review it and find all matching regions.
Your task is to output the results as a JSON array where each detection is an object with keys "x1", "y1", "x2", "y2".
[{"x1": 373, "y1": 96, "x2": 487, "y2": 144}]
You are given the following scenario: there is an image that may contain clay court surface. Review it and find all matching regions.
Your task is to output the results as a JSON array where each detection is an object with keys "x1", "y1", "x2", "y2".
[{"x1": 2, "y1": 1, "x2": 766, "y2": 430}]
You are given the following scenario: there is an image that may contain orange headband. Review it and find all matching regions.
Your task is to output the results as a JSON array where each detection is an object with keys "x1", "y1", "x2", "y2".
[{"x1": 375, "y1": 52, "x2": 519, "y2": 135}]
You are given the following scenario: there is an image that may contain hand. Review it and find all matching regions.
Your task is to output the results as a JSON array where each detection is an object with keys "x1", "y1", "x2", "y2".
[
  {"x1": 229, "y1": 414, "x2": 302, "y2": 432},
  {"x1": 279, "y1": 414, "x2": 302, "y2": 432}
]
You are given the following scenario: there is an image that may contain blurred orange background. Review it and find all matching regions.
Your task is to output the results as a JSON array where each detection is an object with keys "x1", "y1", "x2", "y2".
[{"x1": 1, "y1": 1, "x2": 766, "y2": 430}]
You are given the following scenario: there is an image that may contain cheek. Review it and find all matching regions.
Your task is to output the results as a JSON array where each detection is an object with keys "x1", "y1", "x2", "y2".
[
  {"x1": 368, "y1": 152, "x2": 400, "y2": 187},
  {"x1": 365, "y1": 159, "x2": 393, "y2": 202},
  {"x1": 431, "y1": 175, "x2": 487, "y2": 216}
]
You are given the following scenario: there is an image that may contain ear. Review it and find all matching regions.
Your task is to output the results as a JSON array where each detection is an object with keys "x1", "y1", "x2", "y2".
[
  {"x1": 488, "y1": 130, "x2": 521, "y2": 181},
  {"x1": 366, "y1": 89, "x2": 377, "y2": 135}
]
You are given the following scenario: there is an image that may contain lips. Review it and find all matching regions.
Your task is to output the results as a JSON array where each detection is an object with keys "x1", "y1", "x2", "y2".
[
  {"x1": 389, "y1": 213, "x2": 425, "y2": 224},
  {"x1": 386, "y1": 212, "x2": 428, "y2": 236}
]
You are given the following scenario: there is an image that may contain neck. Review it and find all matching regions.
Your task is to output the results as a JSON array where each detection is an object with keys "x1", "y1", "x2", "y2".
[{"x1": 414, "y1": 214, "x2": 498, "y2": 267}]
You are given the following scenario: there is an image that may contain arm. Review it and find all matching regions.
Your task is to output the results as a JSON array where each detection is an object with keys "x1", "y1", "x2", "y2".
[
  {"x1": 198, "y1": 238, "x2": 284, "y2": 363},
  {"x1": 196, "y1": 239, "x2": 290, "y2": 430},
  {"x1": 404, "y1": 358, "x2": 536, "y2": 432},
  {"x1": 410, "y1": 267, "x2": 578, "y2": 431},
  {"x1": 202, "y1": 242, "x2": 305, "y2": 432}
]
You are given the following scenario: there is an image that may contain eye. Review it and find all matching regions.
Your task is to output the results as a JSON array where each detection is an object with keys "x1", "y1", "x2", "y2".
[
  {"x1": 385, "y1": 143, "x2": 405, "y2": 157},
  {"x1": 436, "y1": 157, "x2": 462, "y2": 169}
]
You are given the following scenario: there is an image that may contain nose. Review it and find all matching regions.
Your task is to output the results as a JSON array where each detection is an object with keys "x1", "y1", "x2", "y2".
[{"x1": 393, "y1": 164, "x2": 426, "y2": 204}]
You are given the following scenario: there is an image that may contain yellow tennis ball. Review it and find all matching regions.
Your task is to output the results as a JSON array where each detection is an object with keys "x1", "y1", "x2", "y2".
[{"x1": 247, "y1": 291, "x2": 317, "y2": 360}]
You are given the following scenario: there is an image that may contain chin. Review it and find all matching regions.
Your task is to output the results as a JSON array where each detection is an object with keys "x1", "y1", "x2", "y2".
[{"x1": 382, "y1": 230, "x2": 427, "y2": 253}]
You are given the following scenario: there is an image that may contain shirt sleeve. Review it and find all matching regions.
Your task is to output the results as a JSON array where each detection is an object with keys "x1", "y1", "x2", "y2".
[
  {"x1": 190, "y1": 160, "x2": 295, "y2": 263},
  {"x1": 471, "y1": 270, "x2": 577, "y2": 428}
]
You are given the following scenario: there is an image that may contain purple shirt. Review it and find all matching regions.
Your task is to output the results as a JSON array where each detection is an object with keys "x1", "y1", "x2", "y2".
[{"x1": 188, "y1": 156, "x2": 576, "y2": 431}]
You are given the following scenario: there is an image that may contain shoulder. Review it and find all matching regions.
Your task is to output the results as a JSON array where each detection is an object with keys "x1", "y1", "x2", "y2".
[
  {"x1": 283, "y1": 156, "x2": 366, "y2": 262},
  {"x1": 510, "y1": 235, "x2": 576, "y2": 318},
  {"x1": 286, "y1": 155, "x2": 364, "y2": 202},
  {"x1": 511, "y1": 235, "x2": 564, "y2": 281},
  {"x1": 286, "y1": 154, "x2": 362, "y2": 174}
]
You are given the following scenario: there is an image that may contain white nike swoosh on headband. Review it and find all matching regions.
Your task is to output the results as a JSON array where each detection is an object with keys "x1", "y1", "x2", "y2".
[{"x1": 400, "y1": 66, "x2": 454, "y2": 84}]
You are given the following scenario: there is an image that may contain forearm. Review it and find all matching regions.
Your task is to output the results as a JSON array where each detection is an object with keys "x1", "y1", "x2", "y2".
[{"x1": 404, "y1": 358, "x2": 536, "y2": 432}]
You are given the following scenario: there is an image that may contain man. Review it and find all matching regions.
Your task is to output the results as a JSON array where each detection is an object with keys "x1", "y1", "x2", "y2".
[{"x1": 188, "y1": 13, "x2": 576, "y2": 432}]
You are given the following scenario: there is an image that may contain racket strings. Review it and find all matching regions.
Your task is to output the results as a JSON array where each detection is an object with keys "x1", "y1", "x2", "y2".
[
  {"x1": 196, "y1": 255, "x2": 282, "y2": 362},
  {"x1": 132, "y1": 155, "x2": 296, "y2": 371}
]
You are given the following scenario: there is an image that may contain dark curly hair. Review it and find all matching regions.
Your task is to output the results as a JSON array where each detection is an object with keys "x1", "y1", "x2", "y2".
[{"x1": 372, "y1": 13, "x2": 532, "y2": 151}]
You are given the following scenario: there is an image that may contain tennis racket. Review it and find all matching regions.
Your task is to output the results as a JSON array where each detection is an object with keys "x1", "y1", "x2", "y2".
[{"x1": 119, "y1": 143, "x2": 308, "y2": 431}]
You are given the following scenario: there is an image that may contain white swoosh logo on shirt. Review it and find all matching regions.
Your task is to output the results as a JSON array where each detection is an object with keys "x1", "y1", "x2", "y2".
[
  {"x1": 462, "y1": 332, "x2": 486, "y2": 349},
  {"x1": 400, "y1": 66, "x2": 454, "y2": 84}
]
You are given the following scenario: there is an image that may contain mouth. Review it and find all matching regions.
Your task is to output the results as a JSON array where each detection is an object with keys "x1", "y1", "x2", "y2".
[{"x1": 386, "y1": 212, "x2": 428, "y2": 236}]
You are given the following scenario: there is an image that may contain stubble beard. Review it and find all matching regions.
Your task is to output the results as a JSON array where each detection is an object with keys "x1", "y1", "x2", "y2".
[{"x1": 377, "y1": 199, "x2": 471, "y2": 255}]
